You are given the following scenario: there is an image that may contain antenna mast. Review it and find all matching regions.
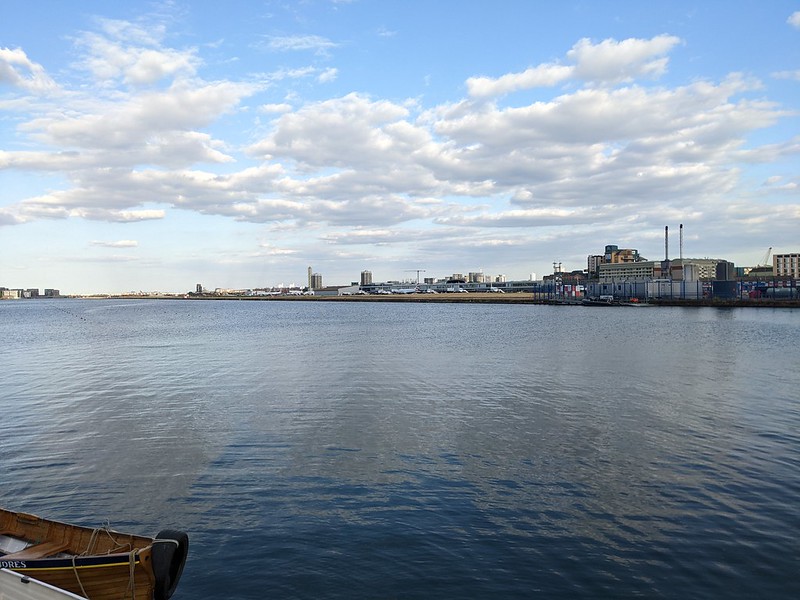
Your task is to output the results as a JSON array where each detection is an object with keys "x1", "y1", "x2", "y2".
[{"x1": 404, "y1": 269, "x2": 426, "y2": 284}]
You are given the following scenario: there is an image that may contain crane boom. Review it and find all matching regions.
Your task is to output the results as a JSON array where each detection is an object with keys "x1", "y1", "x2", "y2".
[{"x1": 761, "y1": 247, "x2": 772, "y2": 267}]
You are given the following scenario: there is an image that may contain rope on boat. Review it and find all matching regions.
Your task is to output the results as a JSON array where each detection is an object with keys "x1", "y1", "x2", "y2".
[
  {"x1": 70, "y1": 554, "x2": 89, "y2": 599},
  {"x1": 126, "y1": 549, "x2": 137, "y2": 599},
  {"x1": 82, "y1": 524, "x2": 133, "y2": 556},
  {"x1": 76, "y1": 539, "x2": 139, "y2": 599},
  {"x1": 73, "y1": 523, "x2": 139, "y2": 599},
  {"x1": 83, "y1": 528, "x2": 99, "y2": 556},
  {"x1": 72, "y1": 523, "x2": 179, "y2": 599}
]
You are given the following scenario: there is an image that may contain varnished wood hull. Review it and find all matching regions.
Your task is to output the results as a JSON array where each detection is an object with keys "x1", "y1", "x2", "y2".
[
  {"x1": 3, "y1": 551, "x2": 155, "y2": 600},
  {"x1": 0, "y1": 509, "x2": 187, "y2": 600}
]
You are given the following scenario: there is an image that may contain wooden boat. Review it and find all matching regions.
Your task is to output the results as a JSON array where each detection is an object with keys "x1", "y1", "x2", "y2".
[
  {"x1": 1, "y1": 568, "x2": 88, "y2": 600},
  {"x1": 0, "y1": 508, "x2": 188, "y2": 600}
]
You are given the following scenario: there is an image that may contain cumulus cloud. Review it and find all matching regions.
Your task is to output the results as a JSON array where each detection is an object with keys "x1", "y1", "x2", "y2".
[
  {"x1": 0, "y1": 209, "x2": 25, "y2": 225},
  {"x1": 467, "y1": 64, "x2": 573, "y2": 98},
  {"x1": 90, "y1": 209, "x2": 166, "y2": 222},
  {"x1": 318, "y1": 67, "x2": 338, "y2": 83},
  {"x1": 466, "y1": 34, "x2": 681, "y2": 98},
  {"x1": 0, "y1": 15, "x2": 795, "y2": 283},
  {"x1": 788, "y1": 11, "x2": 800, "y2": 28},
  {"x1": 242, "y1": 68, "x2": 784, "y2": 233},
  {"x1": 16, "y1": 80, "x2": 256, "y2": 171},
  {"x1": 568, "y1": 35, "x2": 682, "y2": 84},
  {"x1": 248, "y1": 93, "x2": 414, "y2": 170},
  {"x1": 6, "y1": 66, "x2": 780, "y2": 232},
  {"x1": 0, "y1": 47, "x2": 58, "y2": 93},
  {"x1": 76, "y1": 19, "x2": 199, "y2": 86}
]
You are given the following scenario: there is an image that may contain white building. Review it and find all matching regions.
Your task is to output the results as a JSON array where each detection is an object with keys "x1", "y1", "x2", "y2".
[
  {"x1": 598, "y1": 261, "x2": 656, "y2": 282},
  {"x1": 774, "y1": 253, "x2": 800, "y2": 278}
]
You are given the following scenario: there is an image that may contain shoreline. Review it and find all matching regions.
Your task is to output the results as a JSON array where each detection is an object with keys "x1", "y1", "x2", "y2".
[{"x1": 66, "y1": 292, "x2": 800, "y2": 308}]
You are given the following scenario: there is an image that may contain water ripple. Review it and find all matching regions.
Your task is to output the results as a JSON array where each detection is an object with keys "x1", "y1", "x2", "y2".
[{"x1": 1, "y1": 301, "x2": 799, "y2": 598}]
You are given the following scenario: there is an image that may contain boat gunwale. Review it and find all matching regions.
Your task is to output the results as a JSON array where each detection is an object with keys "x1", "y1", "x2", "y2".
[
  {"x1": 0, "y1": 551, "x2": 146, "y2": 571},
  {"x1": 0, "y1": 508, "x2": 156, "y2": 557}
]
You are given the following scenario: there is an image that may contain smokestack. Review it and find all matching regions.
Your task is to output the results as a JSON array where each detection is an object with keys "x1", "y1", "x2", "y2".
[
  {"x1": 665, "y1": 225, "x2": 669, "y2": 261},
  {"x1": 679, "y1": 223, "x2": 684, "y2": 261}
]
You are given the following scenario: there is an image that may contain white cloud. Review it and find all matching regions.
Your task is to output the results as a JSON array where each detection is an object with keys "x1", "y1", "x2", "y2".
[
  {"x1": 435, "y1": 207, "x2": 597, "y2": 228},
  {"x1": 94, "y1": 209, "x2": 166, "y2": 222},
  {"x1": 0, "y1": 47, "x2": 58, "y2": 93},
  {"x1": 788, "y1": 11, "x2": 800, "y2": 29},
  {"x1": 91, "y1": 240, "x2": 139, "y2": 247},
  {"x1": 466, "y1": 35, "x2": 682, "y2": 98},
  {"x1": 0, "y1": 209, "x2": 25, "y2": 225},
  {"x1": 1, "y1": 16, "x2": 795, "y2": 287},
  {"x1": 6, "y1": 67, "x2": 775, "y2": 232},
  {"x1": 76, "y1": 21, "x2": 199, "y2": 86},
  {"x1": 259, "y1": 103, "x2": 293, "y2": 113},
  {"x1": 95, "y1": 17, "x2": 165, "y2": 46},
  {"x1": 280, "y1": 74, "x2": 775, "y2": 216},
  {"x1": 248, "y1": 93, "x2": 414, "y2": 170},
  {"x1": 18, "y1": 80, "x2": 256, "y2": 163},
  {"x1": 318, "y1": 67, "x2": 338, "y2": 83},
  {"x1": 567, "y1": 35, "x2": 682, "y2": 84},
  {"x1": 258, "y1": 243, "x2": 297, "y2": 256},
  {"x1": 772, "y1": 70, "x2": 800, "y2": 81},
  {"x1": 265, "y1": 35, "x2": 338, "y2": 54},
  {"x1": 467, "y1": 64, "x2": 573, "y2": 98}
]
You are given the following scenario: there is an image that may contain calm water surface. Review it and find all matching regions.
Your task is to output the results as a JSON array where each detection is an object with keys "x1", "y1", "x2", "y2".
[{"x1": 1, "y1": 300, "x2": 799, "y2": 599}]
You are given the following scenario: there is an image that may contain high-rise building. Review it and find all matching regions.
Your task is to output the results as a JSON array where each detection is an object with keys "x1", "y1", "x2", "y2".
[
  {"x1": 360, "y1": 270, "x2": 373, "y2": 285},
  {"x1": 587, "y1": 255, "x2": 604, "y2": 276},
  {"x1": 774, "y1": 253, "x2": 800, "y2": 278}
]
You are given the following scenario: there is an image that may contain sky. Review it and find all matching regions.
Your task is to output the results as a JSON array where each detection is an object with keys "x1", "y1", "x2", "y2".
[{"x1": 1, "y1": 1, "x2": 799, "y2": 294}]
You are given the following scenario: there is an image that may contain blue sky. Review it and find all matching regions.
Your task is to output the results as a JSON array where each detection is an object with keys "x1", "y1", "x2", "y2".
[{"x1": 1, "y1": 1, "x2": 798, "y2": 294}]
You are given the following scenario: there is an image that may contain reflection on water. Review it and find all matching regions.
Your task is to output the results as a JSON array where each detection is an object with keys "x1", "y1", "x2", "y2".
[{"x1": 1, "y1": 300, "x2": 799, "y2": 598}]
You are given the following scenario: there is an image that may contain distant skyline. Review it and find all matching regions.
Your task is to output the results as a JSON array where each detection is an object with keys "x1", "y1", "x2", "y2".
[{"x1": 1, "y1": 1, "x2": 799, "y2": 294}]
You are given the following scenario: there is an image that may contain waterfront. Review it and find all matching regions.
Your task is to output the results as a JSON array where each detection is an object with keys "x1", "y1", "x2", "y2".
[
  {"x1": 69, "y1": 290, "x2": 800, "y2": 308},
  {"x1": 1, "y1": 300, "x2": 799, "y2": 599}
]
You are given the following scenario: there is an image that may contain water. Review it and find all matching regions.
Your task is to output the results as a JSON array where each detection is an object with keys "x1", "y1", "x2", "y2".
[{"x1": 1, "y1": 299, "x2": 799, "y2": 599}]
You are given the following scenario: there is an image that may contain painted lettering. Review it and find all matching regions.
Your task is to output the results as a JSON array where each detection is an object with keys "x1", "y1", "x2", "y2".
[{"x1": 0, "y1": 560, "x2": 27, "y2": 568}]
